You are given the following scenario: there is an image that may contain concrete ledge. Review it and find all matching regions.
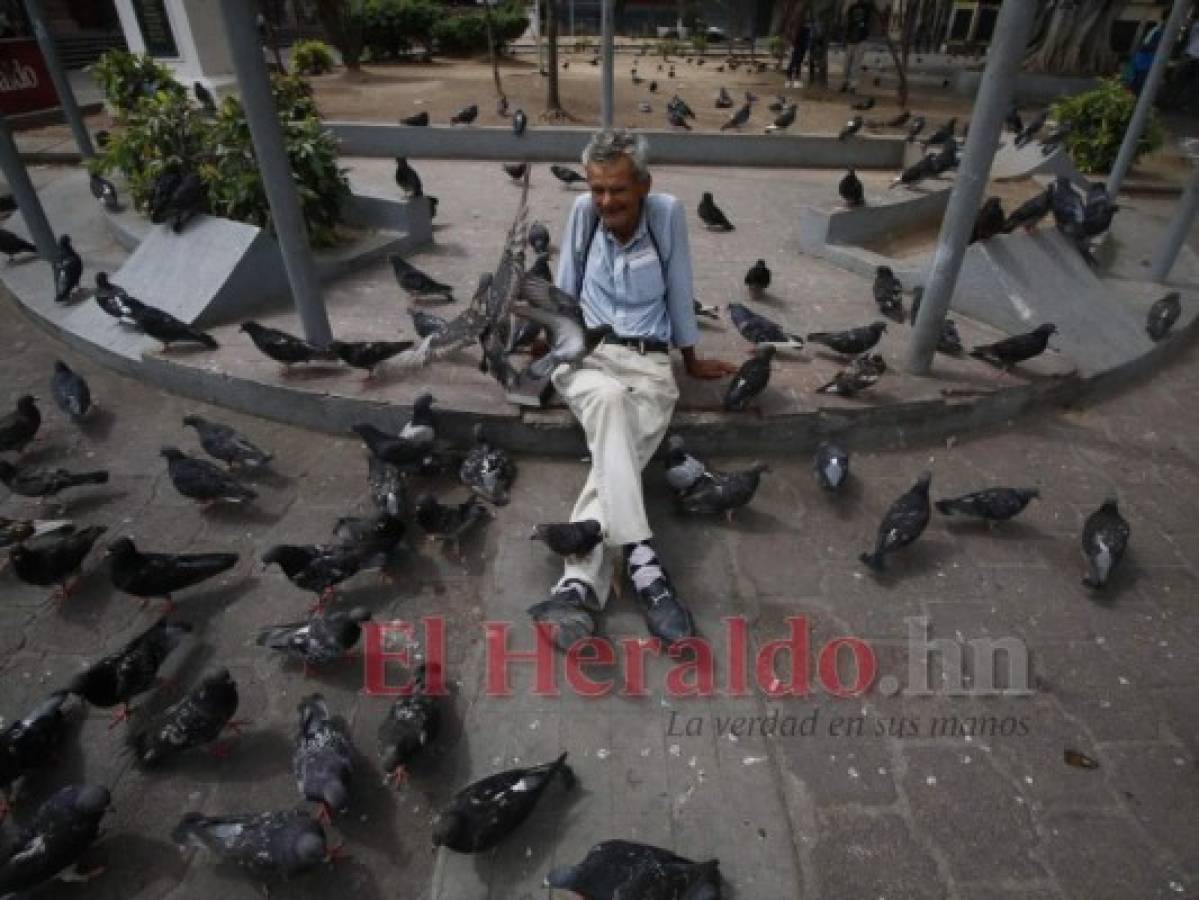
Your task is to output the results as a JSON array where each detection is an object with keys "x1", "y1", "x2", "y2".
[
  {"x1": 800, "y1": 185, "x2": 951, "y2": 250},
  {"x1": 953, "y1": 70, "x2": 1099, "y2": 103},
  {"x1": 328, "y1": 123, "x2": 908, "y2": 169}
]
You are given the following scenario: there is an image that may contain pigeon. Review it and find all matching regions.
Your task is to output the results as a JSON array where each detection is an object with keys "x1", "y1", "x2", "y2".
[
  {"x1": 648, "y1": 80, "x2": 658, "y2": 92},
  {"x1": 936, "y1": 487, "x2": 1039, "y2": 522},
  {"x1": 331, "y1": 340, "x2": 415, "y2": 379},
  {"x1": 8, "y1": 525, "x2": 106, "y2": 600},
  {"x1": 723, "y1": 345, "x2": 774, "y2": 411},
  {"x1": 67, "y1": 617, "x2": 192, "y2": 723},
  {"x1": 714, "y1": 87, "x2": 734, "y2": 109},
  {"x1": 936, "y1": 319, "x2": 963, "y2": 354},
  {"x1": 148, "y1": 170, "x2": 182, "y2": 223},
  {"x1": 1081, "y1": 497, "x2": 1130, "y2": 590},
  {"x1": 851, "y1": 96, "x2": 875, "y2": 110},
  {"x1": 1014, "y1": 109, "x2": 1048, "y2": 148},
  {"x1": 969, "y1": 324, "x2": 1057, "y2": 368},
  {"x1": 161, "y1": 446, "x2": 257, "y2": 505},
  {"x1": 550, "y1": 165, "x2": 586, "y2": 186},
  {"x1": 545, "y1": 840, "x2": 721, "y2": 900},
  {"x1": 91, "y1": 273, "x2": 143, "y2": 323},
  {"x1": 332, "y1": 512, "x2": 405, "y2": 571},
  {"x1": 1003, "y1": 187, "x2": 1053, "y2": 233},
  {"x1": 839, "y1": 167, "x2": 865, "y2": 207},
  {"x1": 0, "y1": 692, "x2": 69, "y2": 817},
  {"x1": 720, "y1": 102, "x2": 751, "y2": 130},
  {"x1": 668, "y1": 95, "x2": 696, "y2": 120},
  {"x1": 0, "y1": 461, "x2": 108, "y2": 500},
  {"x1": 502, "y1": 162, "x2": 528, "y2": 181},
  {"x1": 400, "y1": 110, "x2": 429, "y2": 126},
  {"x1": 921, "y1": 117, "x2": 956, "y2": 147},
  {"x1": 50, "y1": 361, "x2": 91, "y2": 423},
  {"x1": 294, "y1": 694, "x2": 354, "y2": 822},
  {"x1": 433, "y1": 752, "x2": 574, "y2": 853},
  {"x1": 0, "y1": 395, "x2": 41, "y2": 453},
  {"x1": 0, "y1": 228, "x2": 37, "y2": 261},
  {"x1": 930, "y1": 137, "x2": 959, "y2": 174},
  {"x1": 1039, "y1": 122, "x2": 1072, "y2": 155},
  {"x1": 528, "y1": 221, "x2": 551, "y2": 255},
  {"x1": 1005, "y1": 105, "x2": 1023, "y2": 134},
  {"x1": 813, "y1": 441, "x2": 851, "y2": 492},
  {"x1": 183, "y1": 415, "x2": 273, "y2": 470},
  {"x1": 262, "y1": 543, "x2": 364, "y2": 604},
  {"x1": 256, "y1": 607, "x2": 371, "y2": 669},
  {"x1": 193, "y1": 81, "x2": 216, "y2": 113},
  {"x1": 1147, "y1": 291, "x2": 1181, "y2": 341},
  {"x1": 393, "y1": 157, "x2": 423, "y2": 198},
  {"x1": 816, "y1": 353, "x2": 887, "y2": 396},
  {"x1": 885, "y1": 110, "x2": 911, "y2": 127},
  {"x1": 0, "y1": 516, "x2": 72, "y2": 551},
  {"x1": 697, "y1": 192, "x2": 734, "y2": 231},
  {"x1": 838, "y1": 115, "x2": 863, "y2": 140},
  {"x1": 389, "y1": 254, "x2": 454, "y2": 303},
  {"x1": 128, "y1": 668, "x2": 240, "y2": 766},
  {"x1": 450, "y1": 103, "x2": 478, "y2": 124},
  {"x1": 0, "y1": 784, "x2": 110, "y2": 894},
  {"x1": 165, "y1": 171, "x2": 206, "y2": 232},
  {"x1": 1081, "y1": 181, "x2": 1117, "y2": 237},
  {"x1": 53, "y1": 235, "x2": 82, "y2": 303},
  {"x1": 663, "y1": 434, "x2": 707, "y2": 494},
  {"x1": 107, "y1": 537, "x2": 238, "y2": 611},
  {"x1": 768, "y1": 95, "x2": 787, "y2": 112},
  {"x1": 728, "y1": 302, "x2": 802, "y2": 348},
  {"x1": 860, "y1": 471, "x2": 932, "y2": 572},
  {"x1": 240, "y1": 321, "x2": 335, "y2": 369},
  {"x1": 905, "y1": 115, "x2": 927, "y2": 142},
  {"x1": 668, "y1": 108, "x2": 692, "y2": 129},
  {"x1": 416, "y1": 494, "x2": 489, "y2": 558},
  {"x1": 397, "y1": 391, "x2": 437, "y2": 449},
  {"x1": 693, "y1": 298, "x2": 719, "y2": 320},
  {"x1": 132, "y1": 304, "x2": 218, "y2": 350},
  {"x1": 806, "y1": 321, "x2": 887, "y2": 356},
  {"x1": 513, "y1": 109, "x2": 528, "y2": 135},
  {"x1": 970, "y1": 196, "x2": 1006, "y2": 244},
  {"x1": 873, "y1": 266, "x2": 904, "y2": 321},
  {"x1": 368, "y1": 455, "x2": 406, "y2": 519},
  {"x1": 890, "y1": 154, "x2": 937, "y2": 189},
  {"x1": 378, "y1": 663, "x2": 441, "y2": 786},
  {"x1": 1051, "y1": 176, "x2": 1087, "y2": 242},
  {"x1": 638, "y1": 101, "x2": 652, "y2": 113},
  {"x1": 460, "y1": 423, "x2": 516, "y2": 505},
  {"x1": 744, "y1": 259, "x2": 771, "y2": 298},
  {"x1": 530, "y1": 519, "x2": 603, "y2": 559},
  {"x1": 410, "y1": 308, "x2": 448, "y2": 338},
  {"x1": 678, "y1": 462, "x2": 769, "y2": 522},
  {"x1": 88, "y1": 173, "x2": 121, "y2": 211},
  {"x1": 171, "y1": 809, "x2": 332, "y2": 879}
]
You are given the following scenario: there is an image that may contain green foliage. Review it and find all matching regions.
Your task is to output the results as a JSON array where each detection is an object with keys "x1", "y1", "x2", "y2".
[
  {"x1": 659, "y1": 37, "x2": 682, "y2": 58},
  {"x1": 92, "y1": 74, "x2": 348, "y2": 247},
  {"x1": 362, "y1": 0, "x2": 441, "y2": 59},
  {"x1": 690, "y1": 33, "x2": 708, "y2": 55},
  {"x1": 1051, "y1": 77, "x2": 1164, "y2": 173},
  {"x1": 432, "y1": 5, "x2": 528, "y2": 56},
  {"x1": 90, "y1": 49, "x2": 185, "y2": 117},
  {"x1": 768, "y1": 34, "x2": 786, "y2": 61},
  {"x1": 291, "y1": 39, "x2": 336, "y2": 74}
]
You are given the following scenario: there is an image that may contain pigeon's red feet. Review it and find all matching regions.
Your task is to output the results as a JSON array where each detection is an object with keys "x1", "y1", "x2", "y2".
[
  {"x1": 313, "y1": 802, "x2": 333, "y2": 824},
  {"x1": 384, "y1": 765, "x2": 409, "y2": 788},
  {"x1": 224, "y1": 718, "x2": 252, "y2": 736},
  {"x1": 325, "y1": 842, "x2": 350, "y2": 864},
  {"x1": 107, "y1": 703, "x2": 132, "y2": 730}
]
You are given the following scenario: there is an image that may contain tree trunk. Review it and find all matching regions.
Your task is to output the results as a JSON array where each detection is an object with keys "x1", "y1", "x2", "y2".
[
  {"x1": 481, "y1": 0, "x2": 505, "y2": 100},
  {"x1": 1025, "y1": 0, "x2": 1127, "y2": 75},
  {"x1": 543, "y1": 0, "x2": 573, "y2": 120},
  {"x1": 315, "y1": 0, "x2": 364, "y2": 72}
]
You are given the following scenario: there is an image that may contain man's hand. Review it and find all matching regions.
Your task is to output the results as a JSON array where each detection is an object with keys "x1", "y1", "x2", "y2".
[{"x1": 681, "y1": 347, "x2": 739, "y2": 380}]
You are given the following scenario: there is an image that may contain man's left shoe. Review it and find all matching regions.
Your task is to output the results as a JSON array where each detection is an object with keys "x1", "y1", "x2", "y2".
[{"x1": 632, "y1": 575, "x2": 695, "y2": 646}]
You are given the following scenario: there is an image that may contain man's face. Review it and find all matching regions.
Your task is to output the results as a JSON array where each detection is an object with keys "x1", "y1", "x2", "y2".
[{"x1": 586, "y1": 156, "x2": 651, "y2": 240}]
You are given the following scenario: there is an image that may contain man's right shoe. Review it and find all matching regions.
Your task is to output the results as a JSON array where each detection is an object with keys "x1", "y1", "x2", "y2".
[
  {"x1": 632, "y1": 575, "x2": 695, "y2": 646},
  {"x1": 527, "y1": 580, "x2": 598, "y2": 652}
]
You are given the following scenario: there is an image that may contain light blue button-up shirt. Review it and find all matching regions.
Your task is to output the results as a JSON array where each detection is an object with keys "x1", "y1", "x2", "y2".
[{"x1": 555, "y1": 192, "x2": 700, "y2": 349}]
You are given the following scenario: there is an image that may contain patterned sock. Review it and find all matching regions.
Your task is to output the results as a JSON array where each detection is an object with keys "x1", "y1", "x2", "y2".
[
  {"x1": 625, "y1": 542, "x2": 665, "y2": 593},
  {"x1": 555, "y1": 578, "x2": 596, "y2": 609}
]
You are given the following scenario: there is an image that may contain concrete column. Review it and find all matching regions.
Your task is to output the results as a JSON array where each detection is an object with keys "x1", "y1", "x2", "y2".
[
  {"x1": 0, "y1": 115, "x2": 57, "y2": 260},
  {"x1": 23, "y1": 0, "x2": 94, "y2": 158},
  {"x1": 1107, "y1": 0, "x2": 1189, "y2": 199},
  {"x1": 906, "y1": 0, "x2": 1037, "y2": 375},
  {"x1": 1150, "y1": 155, "x2": 1199, "y2": 282},
  {"x1": 601, "y1": 0, "x2": 614, "y2": 129},
  {"x1": 112, "y1": 0, "x2": 238, "y2": 97},
  {"x1": 217, "y1": 0, "x2": 331, "y2": 346}
]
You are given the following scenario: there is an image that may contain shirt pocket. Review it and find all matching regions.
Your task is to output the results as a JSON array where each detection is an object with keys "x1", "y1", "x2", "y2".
[{"x1": 627, "y1": 251, "x2": 665, "y2": 304}]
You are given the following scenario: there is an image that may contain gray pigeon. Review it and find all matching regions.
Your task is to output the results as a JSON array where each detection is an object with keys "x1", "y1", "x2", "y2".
[
  {"x1": 171, "y1": 809, "x2": 332, "y2": 880},
  {"x1": 129, "y1": 668, "x2": 239, "y2": 767},
  {"x1": 0, "y1": 784, "x2": 110, "y2": 894},
  {"x1": 256, "y1": 607, "x2": 372, "y2": 670},
  {"x1": 89, "y1": 173, "x2": 121, "y2": 211},
  {"x1": 183, "y1": 415, "x2": 273, "y2": 470},
  {"x1": 1081, "y1": 497, "x2": 1129, "y2": 590},
  {"x1": 389, "y1": 254, "x2": 454, "y2": 303},
  {"x1": 663, "y1": 434, "x2": 707, "y2": 494},
  {"x1": 720, "y1": 102, "x2": 751, "y2": 131},
  {"x1": 530, "y1": 519, "x2": 603, "y2": 559},
  {"x1": 1147, "y1": 291, "x2": 1181, "y2": 341},
  {"x1": 860, "y1": 471, "x2": 931, "y2": 572},
  {"x1": 764, "y1": 103, "x2": 796, "y2": 133},
  {"x1": 161, "y1": 446, "x2": 256, "y2": 505},
  {"x1": 416, "y1": 494, "x2": 489, "y2": 559},
  {"x1": 545, "y1": 839, "x2": 721, "y2": 899},
  {"x1": 678, "y1": 463, "x2": 769, "y2": 523},
  {"x1": 723, "y1": 345, "x2": 774, "y2": 411},
  {"x1": 53, "y1": 235, "x2": 82, "y2": 304},
  {"x1": 513, "y1": 279, "x2": 612, "y2": 379},
  {"x1": 936, "y1": 487, "x2": 1039, "y2": 522},
  {"x1": 51, "y1": 360, "x2": 91, "y2": 423},
  {"x1": 459, "y1": 423, "x2": 516, "y2": 505},
  {"x1": 393, "y1": 156, "x2": 423, "y2": 198},
  {"x1": 814, "y1": 441, "x2": 850, "y2": 492},
  {"x1": 728, "y1": 302, "x2": 802, "y2": 348},
  {"x1": 294, "y1": 693, "x2": 354, "y2": 822},
  {"x1": 378, "y1": 663, "x2": 441, "y2": 786}
]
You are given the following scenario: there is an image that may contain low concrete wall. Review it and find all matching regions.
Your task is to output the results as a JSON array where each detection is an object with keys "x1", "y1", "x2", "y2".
[
  {"x1": 329, "y1": 123, "x2": 908, "y2": 169},
  {"x1": 953, "y1": 70, "x2": 1098, "y2": 103},
  {"x1": 798, "y1": 186, "x2": 950, "y2": 256}
]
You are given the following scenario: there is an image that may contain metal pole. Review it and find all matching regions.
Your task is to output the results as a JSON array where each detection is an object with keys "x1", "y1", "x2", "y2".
[
  {"x1": 23, "y1": 0, "x2": 93, "y2": 159},
  {"x1": 1107, "y1": 0, "x2": 1189, "y2": 199},
  {"x1": 536, "y1": 0, "x2": 544, "y2": 74},
  {"x1": 1150, "y1": 158, "x2": 1199, "y2": 282},
  {"x1": 0, "y1": 115, "x2": 57, "y2": 260},
  {"x1": 601, "y1": 0, "x2": 614, "y2": 129},
  {"x1": 906, "y1": 0, "x2": 1037, "y2": 375},
  {"x1": 217, "y1": 0, "x2": 332, "y2": 347}
]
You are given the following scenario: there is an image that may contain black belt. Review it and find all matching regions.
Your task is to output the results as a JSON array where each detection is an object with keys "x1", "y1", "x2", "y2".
[{"x1": 601, "y1": 335, "x2": 670, "y2": 354}]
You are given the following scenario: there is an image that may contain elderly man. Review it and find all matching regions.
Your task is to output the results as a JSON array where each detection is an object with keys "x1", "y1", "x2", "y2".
[{"x1": 528, "y1": 130, "x2": 736, "y2": 649}]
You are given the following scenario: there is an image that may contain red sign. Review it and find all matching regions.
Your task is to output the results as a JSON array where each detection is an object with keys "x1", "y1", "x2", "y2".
[{"x1": 0, "y1": 38, "x2": 59, "y2": 116}]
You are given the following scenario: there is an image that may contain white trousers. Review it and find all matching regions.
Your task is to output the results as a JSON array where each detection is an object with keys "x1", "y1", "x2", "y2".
[
  {"x1": 843, "y1": 42, "x2": 866, "y2": 89},
  {"x1": 551, "y1": 343, "x2": 680, "y2": 607}
]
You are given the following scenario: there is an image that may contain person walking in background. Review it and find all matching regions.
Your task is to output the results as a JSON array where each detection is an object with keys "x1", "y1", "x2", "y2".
[
  {"x1": 1129, "y1": 16, "x2": 1164, "y2": 95},
  {"x1": 841, "y1": 0, "x2": 874, "y2": 93},
  {"x1": 785, "y1": 10, "x2": 813, "y2": 88}
]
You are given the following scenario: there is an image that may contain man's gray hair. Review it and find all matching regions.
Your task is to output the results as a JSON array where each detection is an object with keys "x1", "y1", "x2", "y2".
[{"x1": 581, "y1": 130, "x2": 651, "y2": 181}]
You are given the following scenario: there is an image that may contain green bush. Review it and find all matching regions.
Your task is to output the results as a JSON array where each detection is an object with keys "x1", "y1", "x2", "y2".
[
  {"x1": 768, "y1": 34, "x2": 786, "y2": 61},
  {"x1": 362, "y1": 0, "x2": 440, "y2": 59},
  {"x1": 91, "y1": 49, "x2": 186, "y2": 117},
  {"x1": 292, "y1": 39, "x2": 336, "y2": 74},
  {"x1": 432, "y1": 5, "x2": 528, "y2": 56},
  {"x1": 690, "y1": 33, "x2": 708, "y2": 55},
  {"x1": 1051, "y1": 77, "x2": 1164, "y2": 173},
  {"x1": 92, "y1": 74, "x2": 348, "y2": 247},
  {"x1": 659, "y1": 37, "x2": 681, "y2": 58}
]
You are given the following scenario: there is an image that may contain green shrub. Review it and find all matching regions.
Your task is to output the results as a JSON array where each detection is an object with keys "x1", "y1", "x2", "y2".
[
  {"x1": 768, "y1": 34, "x2": 786, "y2": 61},
  {"x1": 659, "y1": 37, "x2": 681, "y2": 58},
  {"x1": 91, "y1": 49, "x2": 185, "y2": 117},
  {"x1": 362, "y1": 0, "x2": 440, "y2": 59},
  {"x1": 1051, "y1": 77, "x2": 1164, "y2": 173},
  {"x1": 432, "y1": 5, "x2": 528, "y2": 56},
  {"x1": 292, "y1": 39, "x2": 336, "y2": 74},
  {"x1": 690, "y1": 33, "x2": 708, "y2": 55},
  {"x1": 92, "y1": 73, "x2": 348, "y2": 247}
]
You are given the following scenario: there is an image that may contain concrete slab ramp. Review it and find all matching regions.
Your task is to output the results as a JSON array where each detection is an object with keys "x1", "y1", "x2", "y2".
[{"x1": 990, "y1": 137, "x2": 1085, "y2": 186}]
